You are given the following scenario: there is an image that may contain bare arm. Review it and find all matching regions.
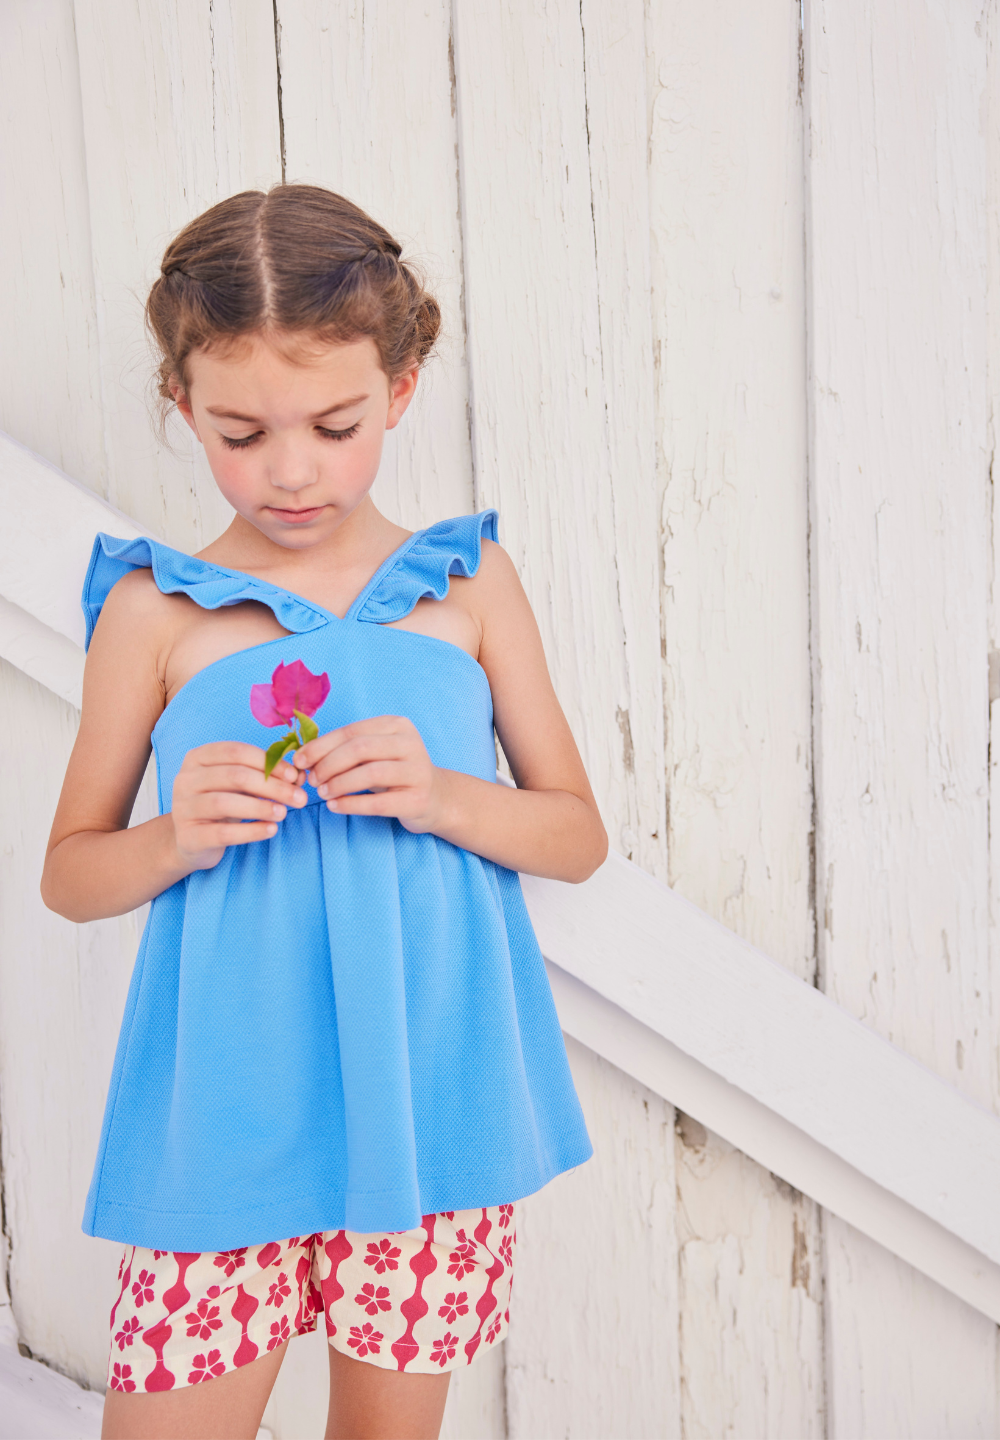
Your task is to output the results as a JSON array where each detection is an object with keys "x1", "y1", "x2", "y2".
[
  {"x1": 41, "y1": 572, "x2": 306, "y2": 922},
  {"x1": 295, "y1": 542, "x2": 608, "y2": 882}
]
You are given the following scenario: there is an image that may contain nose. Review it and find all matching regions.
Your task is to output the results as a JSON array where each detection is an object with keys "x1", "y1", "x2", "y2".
[{"x1": 269, "y1": 435, "x2": 319, "y2": 494}]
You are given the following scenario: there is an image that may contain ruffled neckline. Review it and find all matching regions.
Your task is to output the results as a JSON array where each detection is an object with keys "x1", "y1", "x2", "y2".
[{"x1": 83, "y1": 510, "x2": 499, "y2": 648}]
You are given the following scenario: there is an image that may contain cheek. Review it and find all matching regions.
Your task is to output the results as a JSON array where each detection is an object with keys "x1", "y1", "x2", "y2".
[{"x1": 204, "y1": 446, "x2": 262, "y2": 506}]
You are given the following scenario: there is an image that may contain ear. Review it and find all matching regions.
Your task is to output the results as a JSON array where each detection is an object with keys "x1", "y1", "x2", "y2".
[
  {"x1": 169, "y1": 376, "x2": 201, "y2": 440},
  {"x1": 385, "y1": 367, "x2": 419, "y2": 431}
]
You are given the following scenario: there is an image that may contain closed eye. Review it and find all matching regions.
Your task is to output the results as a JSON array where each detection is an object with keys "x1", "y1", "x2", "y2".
[
  {"x1": 317, "y1": 423, "x2": 361, "y2": 442},
  {"x1": 220, "y1": 432, "x2": 262, "y2": 450}
]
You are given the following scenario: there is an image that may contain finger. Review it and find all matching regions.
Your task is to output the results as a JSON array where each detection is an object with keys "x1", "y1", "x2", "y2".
[
  {"x1": 188, "y1": 793, "x2": 290, "y2": 823},
  {"x1": 295, "y1": 716, "x2": 412, "y2": 770},
  {"x1": 193, "y1": 821, "x2": 279, "y2": 847},
  {"x1": 318, "y1": 761, "x2": 410, "y2": 799},
  {"x1": 325, "y1": 791, "x2": 404, "y2": 817},
  {"x1": 185, "y1": 765, "x2": 307, "y2": 805},
  {"x1": 309, "y1": 737, "x2": 412, "y2": 786},
  {"x1": 188, "y1": 741, "x2": 269, "y2": 769}
]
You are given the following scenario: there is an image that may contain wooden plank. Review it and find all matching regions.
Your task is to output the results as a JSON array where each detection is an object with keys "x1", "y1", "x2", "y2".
[
  {"x1": 72, "y1": 0, "x2": 281, "y2": 550},
  {"x1": 274, "y1": 0, "x2": 474, "y2": 533},
  {"x1": 452, "y1": 0, "x2": 666, "y2": 873},
  {"x1": 548, "y1": 962, "x2": 1000, "y2": 1324},
  {"x1": 523, "y1": 855, "x2": 1000, "y2": 1265},
  {"x1": 805, "y1": 0, "x2": 999, "y2": 1430},
  {"x1": 505, "y1": 1037, "x2": 680, "y2": 1439},
  {"x1": 0, "y1": 0, "x2": 106, "y2": 493},
  {"x1": 0, "y1": 661, "x2": 150, "y2": 1385},
  {"x1": 645, "y1": 0, "x2": 820, "y2": 1425},
  {"x1": 824, "y1": 1215, "x2": 999, "y2": 1440}
]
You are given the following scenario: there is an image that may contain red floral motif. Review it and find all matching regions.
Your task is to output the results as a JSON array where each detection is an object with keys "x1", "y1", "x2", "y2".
[
  {"x1": 498, "y1": 1204, "x2": 514, "y2": 1229},
  {"x1": 153, "y1": 1250, "x2": 168, "y2": 1260},
  {"x1": 109, "y1": 1362, "x2": 135, "y2": 1393},
  {"x1": 266, "y1": 1272, "x2": 292, "y2": 1307},
  {"x1": 114, "y1": 1315, "x2": 140, "y2": 1351},
  {"x1": 447, "y1": 1231, "x2": 477, "y2": 1280},
  {"x1": 443, "y1": 1211, "x2": 455, "y2": 1220},
  {"x1": 131, "y1": 1269, "x2": 155, "y2": 1306},
  {"x1": 213, "y1": 1248, "x2": 248, "y2": 1278},
  {"x1": 355, "y1": 1282, "x2": 392, "y2": 1316},
  {"x1": 188, "y1": 1349, "x2": 225, "y2": 1384},
  {"x1": 347, "y1": 1322, "x2": 383, "y2": 1357},
  {"x1": 486, "y1": 1313, "x2": 503, "y2": 1345},
  {"x1": 185, "y1": 1291, "x2": 223, "y2": 1341},
  {"x1": 117, "y1": 1255, "x2": 125, "y2": 1281},
  {"x1": 438, "y1": 1291, "x2": 469, "y2": 1324},
  {"x1": 430, "y1": 1331, "x2": 458, "y2": 1368},
  {"x1": 267, "y1": 1316, "x2": 291, "y2": 1352},
  {"x1": 499, "y1": 1235, "x2": 513, "y2": 1268},
  {"x1": 364, "y1": 1239, "x2": 401, "y2": 1275}
]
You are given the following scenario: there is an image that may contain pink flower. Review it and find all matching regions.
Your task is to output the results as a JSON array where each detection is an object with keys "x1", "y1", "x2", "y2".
[
  {"x1": 213, "y1": 1248, "x2": 248, "y2": 1278},
  {"x1": 430, "y1": 1331, "x2": 458, "y2": 1367},
  {"x1": 486, "y1": 1313, "x2": 502, "y2": 1344},
  {"x1": 114, "y1": 1315, "x2": 140, "y2": 1350},
  {"x1": 131, "y1": 1269, "x2": 155, "y2": 1306},
  {"x1": 250, "y1": 660, "x2": 330, "y2": 727},
  {"x1": 188, "y1": 1349, "x2": 225, "y2": 1383},
  {"x1": 347, "y1": 1322, "x2": 383, "y2": 1357},
  {"x1": 266, "y1": 1272, "x2": 291, "y2": 1307},
  {"x1": 110, "y1": 1362, "x2": 135, "y2": 1393},
  {"x1": 267, "y1": 1316, "x2": 291, "y2": 1351},
  {"x1": 364, "y1": 1239, "x2": 401, "y2": 1274},
  {"x1": 438, "y1": 1290, "x2": 469, "y2": 1324},
  {"x1": 185, "y1": 1295, "x2": 223, "y2": 1341},
  {"x1": 355, "y1": 1282, "x2": 392, "y2": 1316},
  {"x1": 447, "y1": 1232, "x2": 477, "y2": 1280},
  {"x1": 498, "y1": 1204, "x2": 514, "y2": 1229}
]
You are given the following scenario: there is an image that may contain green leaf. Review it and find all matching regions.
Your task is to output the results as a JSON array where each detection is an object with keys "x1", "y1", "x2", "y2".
[
  {"x1": 264, "y1": 733, "x2": 299, "y2": 780},
  {"x1": 294, "y1": 710, "x2": 319, "y2": 744}
]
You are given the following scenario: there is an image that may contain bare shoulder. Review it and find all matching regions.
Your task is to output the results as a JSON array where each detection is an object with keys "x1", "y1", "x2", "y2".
[
  {"x1": 92, "y1": 567, "x2": 193, "y2": 650},
  {"x1": 465, "y1": 538, "x2": 529, "y2": 611},
  {"x1": 85, "y1": 567, "x2": 193, "y2": 714}
]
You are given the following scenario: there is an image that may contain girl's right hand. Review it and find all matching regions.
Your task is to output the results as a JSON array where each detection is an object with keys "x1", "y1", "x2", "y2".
[{"x1": 170, "y1": 742, "x2": 307, "y2": 870}]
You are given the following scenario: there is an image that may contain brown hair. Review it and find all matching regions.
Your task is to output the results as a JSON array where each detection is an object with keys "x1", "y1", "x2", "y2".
[{"x1": 146, "y1": 184, "x2": 441, "y2": 406}]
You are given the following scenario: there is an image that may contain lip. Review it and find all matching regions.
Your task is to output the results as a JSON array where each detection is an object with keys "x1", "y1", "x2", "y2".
[{"x1": 266, "y1": 505, "x2": 326, "y2": 525}]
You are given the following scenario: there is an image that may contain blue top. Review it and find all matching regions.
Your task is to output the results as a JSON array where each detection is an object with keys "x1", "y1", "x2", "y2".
[{"x1": 80, "y1": 511, "x2": 592, "y2": 1251}]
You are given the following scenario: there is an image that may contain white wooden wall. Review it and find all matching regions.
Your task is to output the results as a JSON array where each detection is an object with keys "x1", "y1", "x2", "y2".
[{"x1": 1, "y1": 1, "x2": 999, "y2": 1435}]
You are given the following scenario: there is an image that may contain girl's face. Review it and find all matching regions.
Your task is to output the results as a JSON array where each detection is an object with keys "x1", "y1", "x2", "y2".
[{"x1": 175, "y1": 332, "x2": 417, "y2": 549}]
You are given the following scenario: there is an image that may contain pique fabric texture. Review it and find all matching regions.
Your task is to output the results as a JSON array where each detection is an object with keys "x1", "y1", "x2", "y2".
[
  {"x1": 81, "y1": 511, "x2": 592, "y2": 1251},
  {"x1": 107, "y1": 1205, "x2": 516, "y2": 1392}
]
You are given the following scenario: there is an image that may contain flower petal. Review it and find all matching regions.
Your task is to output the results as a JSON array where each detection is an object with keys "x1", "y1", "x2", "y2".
[
  {"x1": 250, "y1": 682, "x2": 287, "y2": 727},
  {"x1": 272, "y1": 659, "x2": 330, "y2": 718}
]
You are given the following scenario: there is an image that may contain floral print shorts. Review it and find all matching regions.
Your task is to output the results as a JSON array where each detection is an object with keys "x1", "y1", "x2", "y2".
[{"x1": 107, "y1": 1205, "x2": 516, "y2": 1394}]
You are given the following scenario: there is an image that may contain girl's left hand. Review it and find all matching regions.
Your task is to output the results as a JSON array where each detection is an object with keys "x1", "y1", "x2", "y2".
[{"x1": 294, "y1": 716, "x2": 444, "y2": 834}]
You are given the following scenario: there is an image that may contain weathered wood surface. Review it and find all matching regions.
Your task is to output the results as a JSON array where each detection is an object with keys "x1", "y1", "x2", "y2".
[
  {"x1": 275, "y1": 0, "x2": 473, "y2": 534},
  {"x1": 646, "y1": 0, "x2": 823, "y2": 1426},
  {"x1": 72, "y1": 0, "x2": 280, "y2": 546},
  {"x1": 806, "y1": 0, "x2": 1000, "y2": 1432},
  {"x1": 2, "y1": 0, "x2": 1000, "y2": 1433}
]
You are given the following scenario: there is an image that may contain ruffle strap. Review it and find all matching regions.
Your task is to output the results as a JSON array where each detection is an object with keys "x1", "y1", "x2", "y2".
[
  {"x1": 352, "y1": 510, "x2": 499, "y2": 624},
  {"x1": 82, "y1": 534, "x2": 330, "y2": 649}
]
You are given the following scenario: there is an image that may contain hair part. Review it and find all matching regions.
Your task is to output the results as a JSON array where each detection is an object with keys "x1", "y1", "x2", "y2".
[{"x1": 145, "y1": 185, "x2": 441, "y2": 417}]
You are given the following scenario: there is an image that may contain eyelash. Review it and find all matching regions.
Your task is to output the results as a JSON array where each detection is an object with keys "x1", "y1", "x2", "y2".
[{"x1": 219, "y1": 423, "x2": 361, "y2": 452}]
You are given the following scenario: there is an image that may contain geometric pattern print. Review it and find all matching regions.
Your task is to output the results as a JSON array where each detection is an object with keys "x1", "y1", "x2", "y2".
[{"x1": 107, "y1": 1205, "x2": 515, "y2": 1393}]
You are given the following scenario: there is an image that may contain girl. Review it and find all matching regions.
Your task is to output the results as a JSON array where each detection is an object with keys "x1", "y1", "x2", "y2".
[{"x1": 42, "y1": 184, "x2": 605, "y2": 1440}]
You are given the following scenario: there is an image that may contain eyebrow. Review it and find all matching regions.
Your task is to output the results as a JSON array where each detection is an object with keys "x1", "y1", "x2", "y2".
[{"x1": 205, "y1": 394, "x2": 370, "y2": 424}]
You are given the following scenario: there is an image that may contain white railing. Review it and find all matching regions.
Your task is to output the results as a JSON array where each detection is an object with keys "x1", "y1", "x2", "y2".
[{"x1": 4, "y1": 429, "x2": 1000, "y2": 1323}]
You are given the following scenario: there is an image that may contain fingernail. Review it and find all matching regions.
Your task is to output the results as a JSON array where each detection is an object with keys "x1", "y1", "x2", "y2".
[
  {"x1": 273, "y1": 804, "x2": 286, "y2": 819},
  {"x1": 293, "y1": 791, "x2": 307, "y2": 806},
  {"x1": 317, "y1": 784, "x2": 328, "y2": 799},
  {"x1": 266, "y1": 823, "x2": 277, "y2": 836}
]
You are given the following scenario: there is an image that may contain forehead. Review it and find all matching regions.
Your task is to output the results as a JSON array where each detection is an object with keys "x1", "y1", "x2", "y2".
[{"x1": 186, "y1": 332, "x2": 386, "y2": 402}]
